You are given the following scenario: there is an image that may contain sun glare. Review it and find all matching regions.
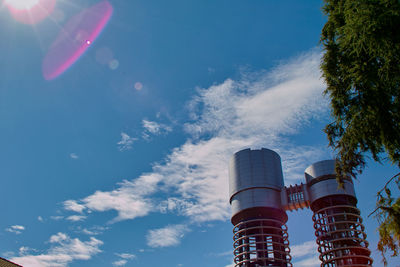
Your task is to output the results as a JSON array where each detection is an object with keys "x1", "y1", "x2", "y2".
[
  {"x1": 4, "y1": 0, "x2": 55, "y2": 24},
  {"x1": 4, "y1": 0, "x2": 40, "y2": 10}
]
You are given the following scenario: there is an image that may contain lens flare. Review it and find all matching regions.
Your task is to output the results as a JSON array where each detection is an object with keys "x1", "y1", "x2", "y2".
[
  {"x1": 134, "y1": 82, "x2": 143, "y2": 90},
  {"x1": 4, "y1": 0, "x2": 39, "y2": 10},
  {"x1": 4, "y1": 0, "x2": 55, "y2": 24},
  {"x1": 42, "y1": 1, "x2": 113, "y2": 80}
]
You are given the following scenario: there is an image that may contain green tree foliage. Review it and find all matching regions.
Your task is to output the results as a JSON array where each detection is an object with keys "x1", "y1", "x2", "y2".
[
  {"x1": 320, "y1": 0, "x2": 400, "y2": 262},
  {"x1": 371, "y1": 173, "x2": 400, "y2": 264}
]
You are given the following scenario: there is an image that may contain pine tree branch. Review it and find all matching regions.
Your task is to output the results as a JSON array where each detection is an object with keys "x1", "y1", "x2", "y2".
[
  {"x1": 377, "y1": 172, "x2": 400, "y2": 195},
  {"x1": 368, "y1": 172, "x2": 400, "y2": 218}
]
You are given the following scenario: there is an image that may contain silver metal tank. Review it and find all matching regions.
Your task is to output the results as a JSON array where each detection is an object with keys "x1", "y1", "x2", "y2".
[
  {"x1": 305, "y1": 160, "x2": 356, "y2": 204},
  {"x1": 229, "y1": 148, "x2": 291, "y2": 267},
  {"x1": 229, "y1": 148, "x2": 285, "y2": 221},
  {"x1": 305, "y1": 160, "x2": 372, "y2": 266}
]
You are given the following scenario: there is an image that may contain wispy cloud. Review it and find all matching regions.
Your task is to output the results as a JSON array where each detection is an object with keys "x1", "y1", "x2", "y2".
[
  {"x1": 142, "y1": 119, "x2": 172, "y2": 139},
  {"x1": 147, "y1": 224, "x2": 189, "y2": 248},
  {"x1": 5, "y1": 225, "x2": 25, "y2": 235},
  {"x1": 112, "y1": 253, "x2": 136, "y2": 266},
  {"x1": 66, "y1": 215, "x2": 87, "y2": 222},
  {"x1": 65, "y1": 50, "x2": 328, "y2": 224},
  {"x1": 158, "y1": 198, "x2": 194, "y2": 215},
  {"x1": 11, "y1": 233, "x2": 103, "y2": 267},
  {"x1": 116, "y1": 253, "x2": 136, "y2": 259},
  {"x1": 19, "y1": 246, "x2": 37, "y2": 256},
  {"x1": 80, "y1": 226, "x2": 108, "y2": 236},
  {"x1": 294, "y1": 256, "x2": 320, "y2": 267},
  {"x1": 64, "y1": 174, "x2": 161, "y2": 223},
  {"x1": 112, "y1": 259, "x2": 128, "y2": 266},
  {"x1": 209, "y1": 250, "x2": 232, "y2": 257},
  {"x1": 64, "y1": 200, "x2": 86, "y2": 213},
  {"x1": 49, "y1": 232, "x2": 68, "y2": 243},
  {"x1": 50, "y1": 216, "x2": 64, "y2": 221},
  {"x1": 291, "y1": 240, "x2": 317, "y2": 258},
  {"x1": 69, "y1": 153, "x2": 79, "y2": 159},
  {"x1": 291, "y1": 240, "x2": 320, "y2": 267},
  {"x1": 81, "y1": 229, "x2": 97, "y2": 235},
  {"x1": 117, "y1": 132, "x2": 137, "y2": 151}
]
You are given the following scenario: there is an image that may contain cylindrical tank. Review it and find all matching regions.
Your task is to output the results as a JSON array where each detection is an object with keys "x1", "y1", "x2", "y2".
[
  {"x1": 229, "y1": 148, "x2": 291, "y2": 267},
  {"x1": 305, "y1": 160, "x2": 373, "y2": 267}
]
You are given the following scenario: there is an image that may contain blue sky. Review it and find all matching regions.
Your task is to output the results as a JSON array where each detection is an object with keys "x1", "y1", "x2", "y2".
[{"x1": 1, "y1": 0, "x2": 399, "y2": 266}]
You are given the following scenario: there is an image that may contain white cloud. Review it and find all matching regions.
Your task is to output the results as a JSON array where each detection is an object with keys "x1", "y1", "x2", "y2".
[
  {"x1": 290, "y1": 240, "x2": 317, "y2": 258},
  {"x1": 65, "y1": 50, "x2": 328, "y2": 224},
  {"x1": 294, "y1": 256, "x2": 320, "y2": 267},
  {"x1": 64, "y1": 200, "x2": 86, "y2": 213},
  {"x1": 66, "y1": 215, "x2": 87, "y2": 222},
  {"x1": 70, "y1": 153, "x2": 79, "y2": 159},
  {"x1": 116, "y1": 253, "x2": 136, "y2": 259},
  {"x1": 117, "y1": 132, "x2": 137, "y2": 151},
  {"x1": 19, "y1": 247, "x2": 29, "y2": 255},
  {"x1": 80, "y1": 226, "x2": 108, "y2": 236},
  {"x1": 50, "y1": 216, "x2": 64, "y2": 221},
  {"x1": 291, "y1": 240, "x2": 320, "y2": 267},
  {"x1": 212, "y1": 250, "x2": 232, "y2": 257},
  {"x1": 50, "y1": 233, "x2": 69, "y2": 243},
  {"x1": 147, "y1": 224, "x2": 189, "y2": 248},
  {"x1": 112, "y1": 253, "x2": 136, "y2": 266},
  {"x1": 19, "y1": 246, "x2": 37, "y2": 256},
  {"x1": 5, "y1": 225, "x2": 25, "y2": 235},
  {"x1": 158, "y1": 198, "x2": 194, "y2": 214},
  {"x1": 112, "y1": 259, "x2": 127, "y2": 266},
  {"x1": 68, "y1": 174, "x2": 161, "y2": 223},
  {"x1": 81, "y1": 229, "x2": 96, "y2": 235},
  {"x1": 38, "y1": 216, "x2": 44, "y2": 222},
  {"x1": 142, "y1": 119, "x2": 172, "y2": 138},
  {"x1": 11, "y1": 233, "x2": 103, "y2": 267}
]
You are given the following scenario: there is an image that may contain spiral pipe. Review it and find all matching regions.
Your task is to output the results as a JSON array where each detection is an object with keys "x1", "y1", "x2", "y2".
[
  {"x1": 312, "y1": 204, "x2": 373, "y2": 266},
  {"x1": 233, "y1": 218, "x2": 292, "y2": 267}
]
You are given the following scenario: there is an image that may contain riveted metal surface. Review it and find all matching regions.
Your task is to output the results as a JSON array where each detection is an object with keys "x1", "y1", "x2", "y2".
[{"x1": 229, "y1": 148, "x2": 285, "y2": 214}]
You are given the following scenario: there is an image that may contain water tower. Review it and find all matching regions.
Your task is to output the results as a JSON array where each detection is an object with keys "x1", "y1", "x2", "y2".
[{"x1": 229, "y1": 148, "x2": 372, "y2": 267}]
